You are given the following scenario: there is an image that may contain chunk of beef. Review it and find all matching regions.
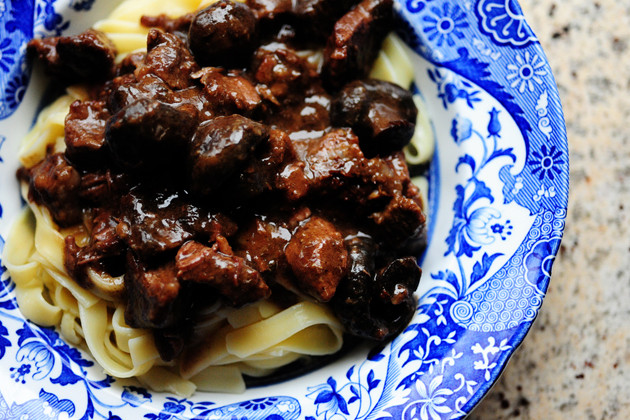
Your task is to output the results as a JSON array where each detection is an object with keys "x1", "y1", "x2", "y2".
[
  {"x1": 284, "y1": 216, "x2": 348, "y2": 301},
  {"x1": 135, "y1": 29, "x2": 199, "y2": 90},
  {"x1": 188, "y1": 115, "x2": 270, "y2": 196},
  {"x1": 193, "y1": 68, "x2": 262, "y2": 115},
  {"x1": 230, "y1": 128, "x2": 296, "y2": 201},
  {"x1": 251, "y1": 42, "x2": 317, "y2": 103},
  {"x1": 332, "y1": 79, "x2": 417, "y2": 156},
  {"x1": 322, "y1": 0, "x2": 393, "y2": 88},
  {"x1": 370, "y1": 194, "x2": 425, "y2": 244},
  {"x1": 77, "y1": 171, "x2": 128, "y2": 207},
  {"x1": 27, "y1": 29, "x2": 117, "y2": 85},
  {"x1": 124, "y1": 255, "x2": 181, "y2": 329},
  {"x1": 64, "y1": 100, "x2": 111, "y2": 168},
  {"x1": 117, "y1": 188, "x2": 236, "y2": 259},
  {"x1": 188, "y1": 0, "x2": 258, "y2": 67},
  {"x1": 265, "y1": 92, "x2": 331, "y2": 133},
  {"x1": 108, "y1": 73, "x2": 213, "y2": 121},
  {"x1": 333, "y1": 237, "x2": 420, "y2": 340},
  {"x1": 293, "y1": 0, "x2": 361, "y2": 39},
  {"x1": 176, "y1": 240, "x2": 270, "y2": 306},
  {"x1": 278, "y1": 128, "x2": 366, "y2": 201},
  {"x1": 64, "y1": 209, "x2": 126, "y2": 290},
  {"x1": 108, "y1": 73, "x2": 168, "y2": 113},
  {"x1": 235, "y1": 216, "x2": 291, "y2": 273},
  {"x1": 22, "y1": 153, "x2": 82, "y2": 227},
  {"x1": 117, "y1": 51, "x2": 146, "y2": 76},
  {"x1": 105, "y1": 98, "x2": 197, "y2": 169}
]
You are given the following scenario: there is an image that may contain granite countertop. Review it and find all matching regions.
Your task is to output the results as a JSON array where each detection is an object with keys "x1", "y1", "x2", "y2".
[{"x1": 470, "y1": 1, "x2": 630, "y2": 419}]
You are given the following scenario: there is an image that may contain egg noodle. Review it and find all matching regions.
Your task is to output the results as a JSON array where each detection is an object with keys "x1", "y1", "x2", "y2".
[{"x1": 3, "y1": 0, "x2": 433, "y2": 396}]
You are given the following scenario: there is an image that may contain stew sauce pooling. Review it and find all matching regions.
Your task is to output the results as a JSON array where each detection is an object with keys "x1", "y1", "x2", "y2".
[{"x1": 23, "y1": 0, "x2": 425, "y2": 361}]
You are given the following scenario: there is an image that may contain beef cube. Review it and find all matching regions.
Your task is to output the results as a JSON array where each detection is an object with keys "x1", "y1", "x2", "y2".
[
  {"x1": 284, "y1": 216, "x2": 348, "y2": 302},
  {"x1": 194, "y1": 68, "x2": 261, "y2": 115},
  {"x1": 235, "y1": 217, "x2": 292, "y2": 273},
  {"x1": 322, "y1": 0, "x2": 393, "y2": 88},
  {"x1": 124, "y1": 255, "x2": 181, "y2": 329},
  {"x1": 27, "y1": 29, "x2": 117, "y2": 84},
  {"x1": 77, "y1": 171, "x2": 127, "y2": 206},
  {"x1": 105, "y1": 98, "x2": 197, "y2": 169},
  {"x1": 24, "y1": 153, "x2": 82, "y2": 227},
  {"x1": 136, "y1": 29, "x2": 199, "y2": 90},
  {"x1": 332, "y1": 79, "x2": 417, "y2": 156},
  {"x1": 64, "y1": 100, "x2": 111, "y2": 168},
  {"x1": 176, "y1": 240, "x2": 271, "y2": 306},
  {"x1": 252, "y1": 43, "x2": 315, "y2": 103},
  {"x1": 188, "y1": 0, "x2": 258, "y2": 67},
  {"x1": 117, "y1": 51, "x2": 146, "y2": 76},
  {"x1": 370, "y1": 194, "x2": 425, "y2": 244},
  {"x1": 231, "y1": 128, "x2": 296, "y2": 201},
  {"x1": 293, "y1": 0, "x2": 360, "y2": 39},
  {"x1": 64, "y1": 209, "x2": 126, "y2": 292},
  {"x1": 189, "y1": 115, "x2": 269, "y2": 196}
]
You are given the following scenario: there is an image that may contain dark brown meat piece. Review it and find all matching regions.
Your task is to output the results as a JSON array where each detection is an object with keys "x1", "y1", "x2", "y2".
[
  {"x1": 235, "y1": 216, "x2": 291, "y2": 273},
  {"x1": 229, "y1": 128, "x2": 296, "y2": 201},
  {"x1": 124, "y1": 255, "x2": 182, "y2": 329},
  {"x1": 105, "y1": 98, "x2": 197, "y2": 169},
  {"x1": 117, "y1": 188, "x2": 236, "y2": 259},
  {"x1": 293, "y1": 0, "x2": 361, "y2": 39},
  {"x1": 194, "y1": 68, "x2": 262, "y2": 115},
  {"x1": 251, "y1": 42, "x2": 317, "y2": 104},
  {"x1": 371, "y1": 194, "x2": 426, "y2": 244},
  {"x1": 64, "y1": 209, "x2": 126, "y2": 290},
  {"x1": 176, "y1": 240, "x2": 270, "y2": 306},
  {"x1": 284, "y1": 216, "x2": 348, "y2": 302},
  {"x1": 64, "y1": 100, "x2": 111, "y2": 168},
  {"x1": 136, "y1": 29, "x2": 200, "y2": 90},
  {"x1": 22, "y1": 153, "x2": 82, "y2": 227},
  {"x1": 331, "y1": 79, "x2": 417, "y2": 156},
  {"x1": 322, "y1": 0, "x2": 393, "y2": 88},
  {"x1": 27, "y1": 29, "x2": 117, "y2": 84},
  {"x1": 188, "y1": 0, "x2": 258, "y2": 67},
  {"x1": 333, "y1": 237, "x2": 420, "y2": 340},
  {"x1": 107, "y1": 73, "x2": 169, "y2": 113},
  {"x1": 265, "y1": 92, "x2": 331, "y2": 133},
  {"x1": 188, "y1": 115, "x2": 270, "y2": 196}
]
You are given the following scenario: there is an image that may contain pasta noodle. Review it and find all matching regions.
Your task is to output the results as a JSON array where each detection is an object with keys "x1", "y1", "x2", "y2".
[{"x1": 4, "y1": 0, "x2": 433, "y2": 396}]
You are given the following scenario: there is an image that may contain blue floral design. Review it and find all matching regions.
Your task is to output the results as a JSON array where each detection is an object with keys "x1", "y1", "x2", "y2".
[
  {"x1": 0, "y1": 38, "x2": 16, "y2": 73},
  {"x1": 529, "y1": 144, "x2": 564, "y2": 181},
  {"x1": 71, "y1": 0, "x2": 97, "y2": 11},
  {"x1": 506, "y1": 51, "x2": 548, "y2": 93},
  {"x1": 422, "y1": 3, "x2": 469, "y2": 47},
  {"x1": 476, "y1": 0, "x2": 537, "y2": 47},
  {"x1": 450, "y1": 115, "x2": 472, "y2": 143},
  {"x1": 524, "y1": 238, "x2": 562, "y2": 290},
  {"x1": 240, "y1": 397, "x2": 279, "y2": 411},
  {"x1": 145, "y1": 398, "x2": 186, "y2": 420},
  {"x1": 428, "y1": 68, "x2": 482, "y2": 109},
  {"x1": 308, "y1": 377, "x2": 349, "y2": 419}
]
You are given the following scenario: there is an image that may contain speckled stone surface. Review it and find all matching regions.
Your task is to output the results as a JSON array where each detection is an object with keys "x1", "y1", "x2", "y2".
[{"x1": 469, "y1": 1, "x2": 630, "y2": 419}]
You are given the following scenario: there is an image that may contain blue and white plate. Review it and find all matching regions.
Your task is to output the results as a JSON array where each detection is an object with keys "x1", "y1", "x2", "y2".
[{"x1": 0, "y1": 1, "x2": 567, "y2": 419}]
